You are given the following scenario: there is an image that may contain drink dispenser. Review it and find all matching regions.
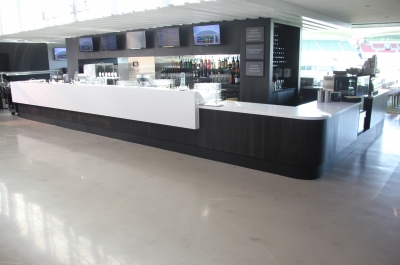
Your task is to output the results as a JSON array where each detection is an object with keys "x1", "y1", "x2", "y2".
[{"x1": 180, "y1": 72, "x2": 185, "y2": 87}]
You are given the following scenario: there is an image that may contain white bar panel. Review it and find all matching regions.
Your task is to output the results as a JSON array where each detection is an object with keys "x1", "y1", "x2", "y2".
[{"x1": 11, "y1": 82, "x2": 200, "y2": 129}]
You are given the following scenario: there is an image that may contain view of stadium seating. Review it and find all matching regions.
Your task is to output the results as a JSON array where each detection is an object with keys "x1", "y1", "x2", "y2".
[
  {"x1": 361, "y1": 43, "x2": 399, "y2": 53},
  {"x1": 302, "y1": 40, "x2": 356, "y2": 52}
]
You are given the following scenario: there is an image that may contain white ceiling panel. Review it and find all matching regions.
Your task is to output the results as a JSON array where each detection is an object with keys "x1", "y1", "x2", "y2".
[
  {"x1": 0, "y1": 0, "x2": 397, "y2": 44},
  {"x1": 282, "y1": 0, "x2": 400, "y2": 24}
]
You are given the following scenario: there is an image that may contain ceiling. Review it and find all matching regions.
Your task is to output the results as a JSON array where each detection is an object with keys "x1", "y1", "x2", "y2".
[
  {"x1": 0, "y1": 0, "x2": 399, "y2": 44},
  {"x1": 282, "y1": 0, "x2": 400, "y2": 25}
]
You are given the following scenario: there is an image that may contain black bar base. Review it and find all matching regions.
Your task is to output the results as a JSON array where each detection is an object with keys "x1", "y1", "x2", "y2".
[{"x1": 18, "y1": 109, "x2": 383, "y2": 180}]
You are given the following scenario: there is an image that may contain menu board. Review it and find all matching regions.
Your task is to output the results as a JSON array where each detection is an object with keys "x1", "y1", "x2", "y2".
[
  {"x1": 246, "y1": 44, "x2": 264, "y2": 59},
  {"x1": 79, "y1": 37, "x2": 93, "y2": 52},
  {"x1": 245, "y1": 61, "x2": 264, "y2": 76},
  {"x1": 193, "y1": 24, "x2": 220, "y2": 46},
  {"x1": 157, "y1": 28, "x2": 180, "y2": 47},
  {"x1": 53, "y1": 48, "x2": 67, "y2": 60},
  {"x1": 246, "y1": 27, "x2": 264, "y2": 42},
  {"x1": 101, "y1": 34, "x2": 117, "y2": 51},
  {"x1": 126, "y1": 31, "x2": 146, "y2": 49}
]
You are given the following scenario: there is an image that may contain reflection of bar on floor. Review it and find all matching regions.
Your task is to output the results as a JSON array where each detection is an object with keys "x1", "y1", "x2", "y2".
[{"x1": 387, "y1": 89, "x2": 400, "y2": 108}]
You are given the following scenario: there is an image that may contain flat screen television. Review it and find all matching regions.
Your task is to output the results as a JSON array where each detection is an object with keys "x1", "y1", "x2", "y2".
[
  {"x1": 101, "y1": 34, "x2": 118, "y2": 51},
  {"x1": 53, "y1": 48, "x2": 67, "y2": 61},
  {"x1": 157, "y1": 27, "x2": 180, "y2": 48},
  {"x1": 79, "y1": 37, "x2": 93, "y2": 52},
  {"x1": 126, "y1": 31, "x2": 146, "y2": 49},
  {"x1": 193, "y1": 24, "x2": 221, "y2": 46}
]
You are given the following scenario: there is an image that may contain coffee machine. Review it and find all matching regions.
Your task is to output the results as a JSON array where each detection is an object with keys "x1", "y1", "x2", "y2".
[{"x1": 333, "y1": 75, "x2": 370, "y2": 96}]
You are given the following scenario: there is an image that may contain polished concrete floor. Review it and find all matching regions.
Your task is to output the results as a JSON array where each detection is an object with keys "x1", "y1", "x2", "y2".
[{"x1": 0, "y1": 109, "x2": 399, "y2": 265}]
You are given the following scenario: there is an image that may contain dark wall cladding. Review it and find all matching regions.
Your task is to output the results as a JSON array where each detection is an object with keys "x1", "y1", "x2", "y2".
[
  {"x1": 0, "y1": 43, "x2": 50, "y2": 81},
  {"x1": 0, "y1": 43, "x2": 49, "y2": 71}
]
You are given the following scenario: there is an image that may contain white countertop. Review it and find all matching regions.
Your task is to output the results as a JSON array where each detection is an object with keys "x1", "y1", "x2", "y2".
[
  {"x1": 199, "y1": 100, "x2": 361, "y2": 120},
  {"x1": 12, "y1": 81, "x2": 361, "y2": 122}
]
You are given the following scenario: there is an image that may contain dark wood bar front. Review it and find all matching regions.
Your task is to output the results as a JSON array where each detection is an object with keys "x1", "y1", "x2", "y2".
[{"x1": 16, "y1": 97, "x2": 380, "y2": 180}]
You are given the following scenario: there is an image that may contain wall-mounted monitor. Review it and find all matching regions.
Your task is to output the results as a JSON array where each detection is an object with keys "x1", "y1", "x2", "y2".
[
  {"x1": 193, "y1": 24, "x2": 221, "y2": 46},
  {"x1": 53, "y1": 48, "x2": 67, "y2": 61},
  {"x1": 157, "y1": 27, "x2": 180, "y2": 48},
  {"x1": 126, "y1": 31, "x2": 146, "y2": 49},
  {"x1": 79, "y1": 37, "x2": 94, "y2": 52},
  {"x1": 101, "y1": 34, "x2": 118, "y2": 51}
]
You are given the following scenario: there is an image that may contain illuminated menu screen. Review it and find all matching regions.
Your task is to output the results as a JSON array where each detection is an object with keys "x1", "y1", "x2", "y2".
[
  {"x1": 101, "y1": 34, "x2": 118, "y2": 51},
  {"x1": 53, "y1": 48, "x2": 67, "y2": 60},
  {"x1": 193, "y1": 24, "x2": 220, "y2": 46},
  {"x1": 79, "y1": 37, "x2": 93, "y2": 52},
  {"x1": 157, "y1": 28, "x2": 180, "y2": 48},
  {"x1": 126, "y1": 31, "x2": 146, "y2": 49}
]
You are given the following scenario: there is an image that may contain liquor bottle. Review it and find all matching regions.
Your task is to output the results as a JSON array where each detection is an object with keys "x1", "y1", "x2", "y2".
[
  {"x1": 232, "y1": 57, "x2": 236, "y2": 69},
  {"x1": 235, "y1": 67, "x2": 240, "y2": 84},
  {"x1": 211, "y1": 56, "x2": 215, "y2": 74},
  {"x1": 217, "y1": 57, "x2": 221, "y2": 69},
  {"x1": 203, "y1": 56, "x2": 207, "y2": 76},
  {"x1": 200, "y1": 57, "x2": 203, "y2": 70},
  {"x1": 207, "y1": 57, "x2": 211, "y2": 77},
  {"x1": 180, "y1": 57, "x2": 183, "y2": 69},
  {"x1": 230, "y1": 67, "x2": 235, "y2": 84},
  {"x1": 236, "y1": 56, "x2": 239, "y2": 69},
  {"x1": 229, "y1": 68, "x2": 233, "y2": 84}
]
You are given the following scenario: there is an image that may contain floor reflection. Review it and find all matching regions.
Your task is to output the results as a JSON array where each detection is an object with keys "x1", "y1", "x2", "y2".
[{"x1": 0, "y1": 182, "x2": 126, "y2": 265}]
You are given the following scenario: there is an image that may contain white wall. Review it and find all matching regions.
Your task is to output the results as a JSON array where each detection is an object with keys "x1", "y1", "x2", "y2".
[{"x1": 47, "y1": 44, "x2": 67, "y2": 71}]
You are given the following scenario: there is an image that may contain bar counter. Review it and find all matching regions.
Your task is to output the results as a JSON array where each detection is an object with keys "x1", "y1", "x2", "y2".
[
  {"x1": 200, "y1": 100, "x2": 359, "y2": 120},
  {"x1": 11, "y1": 81, "x2": 384, "y2": 179}
]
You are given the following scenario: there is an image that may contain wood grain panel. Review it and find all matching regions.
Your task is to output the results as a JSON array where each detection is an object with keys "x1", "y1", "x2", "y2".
[
  {"x1": 324, "y1": 106, "x2": 359, "y2": 160},
  {"x1": 19, "y1": 104, "x2": 329, "y2": 166},
  {"x1": 364, "y1": 92, "x2": 388, "y2": 130},
  {"x1": 239, "y1": 18, "x2": 272, "y2": 104}
]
